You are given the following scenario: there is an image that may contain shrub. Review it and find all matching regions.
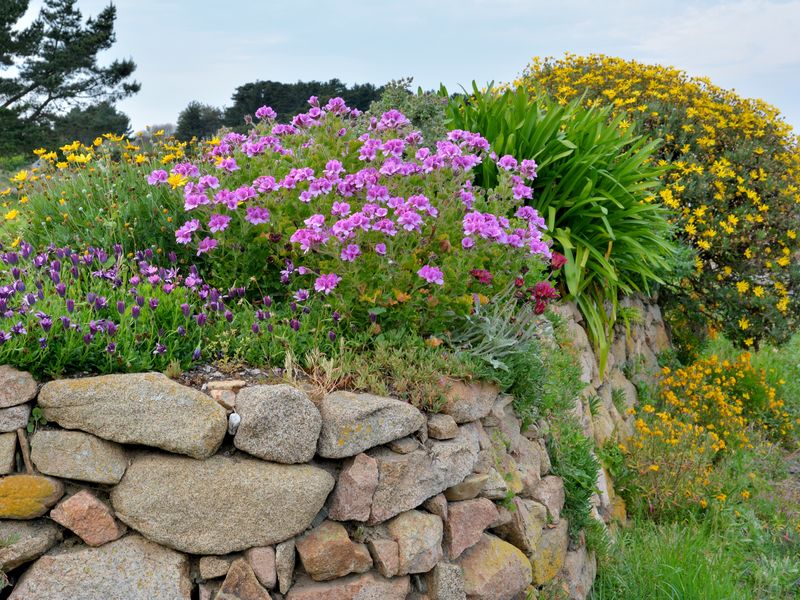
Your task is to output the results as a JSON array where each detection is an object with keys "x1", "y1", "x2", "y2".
[
  {"x1": 146, "y1": 97, "x2": 553, "y2": 337},
  {"x1": 522, "y1": 54, "x2": 800, "y2": 349},
  {"x1": 368, "y1": 78, "x2": 449, "y2": 147},
  {"x1": 444, "y1": 85, "x2": 676, "y2": 370},
  {"x1": 1, "y1": 134, "x2": 193, "y2": 258},
  {"x1": 547, "y1": 419, "x2": 600, "y2": 539}
]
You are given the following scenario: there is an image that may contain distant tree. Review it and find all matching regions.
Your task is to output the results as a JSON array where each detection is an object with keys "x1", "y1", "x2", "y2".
[
  {"x1": 224, "y1": 79, "x2": 383, "y2": 126},
  {"x1": 52, "y1": 101, "x2": 131, "y2": 144},
  {"x1": 0, "y1": 0, "x2": 139, "y2": 125},
  {"x1": 0, "y1": 0, "x2": 42, "y2": 67},
  {"x1": 176, "y1": 101, "x2": 224, "y2": 141}
]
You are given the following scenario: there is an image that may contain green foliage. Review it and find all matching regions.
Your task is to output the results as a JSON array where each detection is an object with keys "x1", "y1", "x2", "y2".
[
  {"x1": 52, "y1": 102, "x2": 131, "y2": 145},
  {"x1": 0, "y1": 0, "x2": 138, "y2": 135},
  {"x1": 368, "y1": 78, "x2": 448, "y2": 146},
  {"x1": 590, "y1": 519, "x2": 747, "y2": 600},
  {"x1": 444, "y1": 85, "x2": 677, "y2": 371},
  {"x1": 224, "y1": 78, "x2": 383, "y2": 126},
  {"x1": 547, "y1": 419, "x2": 600, "y2": 540},
  {"x1": 26, "y1": 406, "x2": 46, "y2": 433},
  {"x1": 176, "y1": 101, "x2": 224, "y2": 142},
  {"x1": 450, "y1": 284, "x2": 546, "y2": 372}
]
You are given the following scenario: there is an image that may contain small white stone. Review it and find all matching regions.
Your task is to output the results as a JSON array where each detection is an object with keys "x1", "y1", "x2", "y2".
[{"x1": 228, "y1": 412, "x2": 241, "y2": 435}]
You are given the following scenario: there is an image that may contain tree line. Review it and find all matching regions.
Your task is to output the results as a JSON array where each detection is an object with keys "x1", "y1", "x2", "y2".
[{"x1": 0, "y1": 0, "x2": 384, "y2": 157}]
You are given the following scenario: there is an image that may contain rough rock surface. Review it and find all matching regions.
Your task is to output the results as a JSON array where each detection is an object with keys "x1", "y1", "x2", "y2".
[
  {"x1": 31, "y1": 429, "x2": 128, "y2": 484},
  {"x1": 444, "y1": 473, "x2": 488, "y2": 502},
  {"x1": 0, "y1": 474, "x2": 64, "y2": 519},
  {"x1": 296, "y1": 520, "x2": 366, "y2": 581},
  {"x1": 327, "y1": 453, "x2": 378, "y2": 522},
  {"x1": 456, "y1": 534, "x2": 532, "y2": 600},
  {"x1": 38, "y1": 373, "x2": 227, "y2": 459},
  {"x1": 275, "y1": 538, "x2": 295, "y2": 595},
  {"x1": 8, "y1": 534, "x2": 192, "y2": 600},
  {"x1": 440, "y1": 380, "x2": 498, "y2": 424},
  {"x1": 234, "y1": 385, "x2": 321, "y2": 464},
  {"x1": 368, "y1": 538, "x2": 400, "y2": 578},
  {"x1": 493, "y1": 497, "x2": 548, "y2": 555},
  {"x1": 426, "y1": 562, "x2": 466, "y2": 600},
  {"x1": 427, "y1": 414, "x2": 459, "y2": 440},
  {"x1": 245, "y1": 546, "x2": 276, "y2": 589},
  {"x1": 386, "y1": 510, "x2": 443, "y2": 575},
  {"x1": 49, "y1": 490, "x2": 126, "y2": 546},
  {"x1": 444, "y1": 498, "x2": 499, "y2": 560},
  {"x1": 367, "y1": 432, "x2": 479, "y2": 524},
  {"x1": 530, "y1": 520, "x2": 570, "y2": 585},
  {"x1": 0, "y1": 519, "x2": 61, "y2": 571},
  {"x1": 199, "y1": 553, "x2": 238, "y2": 579},
  {"x1": 317, "y1": 391, "x2": 425, "y2": 459},
  {"x1": 532, "y1": 476, "x2": 566, "y2": 523},
  {"x1": 110, "y1": 453, "x2": 334, "y2": 554},
  {"x1": 286, "y1": 572, "x2": 410, "y2": 600},
  {"x1": 0, "y1": 403, "x2": 31, "y2": 432},
  {"x1": 216, "y1": 558, "x2": 271, "y2": 600},
  {"x1": 0, "y1": 366, "x2": 37, "y2": 409},
  {"x1": 0, "y1": 432, "x2": 15, "y2": 475},
  {"x1": 562, "y1": 545, "x2": 597, "y2": 600}
]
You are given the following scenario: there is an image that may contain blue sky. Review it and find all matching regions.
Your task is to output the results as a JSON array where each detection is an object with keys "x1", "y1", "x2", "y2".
[{"x1": 22, "y1": 0, "x2": 800, "y2": 131}]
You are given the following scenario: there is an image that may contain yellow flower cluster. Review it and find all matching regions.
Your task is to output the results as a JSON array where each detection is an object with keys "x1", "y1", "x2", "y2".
[
  {"x1": 621, "y1": 352, "x2": 797, "y2": 515},
  {"x1": 519, "y1": 54, "x2": 799, "y2": 347},
  {"x1": 1, "y1": 131, "x2": 195, "y2": 246}
]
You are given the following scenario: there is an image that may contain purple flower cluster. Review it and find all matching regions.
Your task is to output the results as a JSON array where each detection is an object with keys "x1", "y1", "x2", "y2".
[{"x1": 147, "y1": 98, "x2": 547, "y2": 293}]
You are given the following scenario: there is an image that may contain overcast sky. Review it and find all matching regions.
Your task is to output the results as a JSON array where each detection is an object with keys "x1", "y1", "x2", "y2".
[{"x1": 20, "y1": 0, "x2": 800, "y2": 131}]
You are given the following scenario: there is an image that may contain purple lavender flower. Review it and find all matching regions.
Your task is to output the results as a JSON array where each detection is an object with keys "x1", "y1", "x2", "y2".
[
  {"x1": 328, "y1": 330, "x2": 336, "y2": 342},
  {"x1": 0, "y1": 331, "x2": 10, "y2": 344},
  {"x1": 192, "y1": 348, "x2": 202, "y2": 360},
  {"x1": 106, "y1": 342, "x2": 116, "y2": 354},
  {"x1": 149, "y1": 298, "x2": 159, "y2": 311},
  {"x1": 290, "y1": 319, "x2": 300, "y2": 331},
  {"x1": 195, "y1": 313, "x2": 207, "y2": 326},
  {"x1": 10, "y1": 322, "x2": 26, "y2": 336},
  {"x1": 251, "y1": 322, "x2": 260, "y2": 334},
  {"x1": 153, "y1": 342, "x2": 167, "y2": 355},
  {"x1": 131, "y1": 305, "x2": 141, "y2": 319}
]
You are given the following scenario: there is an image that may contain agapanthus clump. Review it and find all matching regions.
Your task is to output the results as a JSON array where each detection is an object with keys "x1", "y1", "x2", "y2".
[
  {"x1": 148, "y1": 97, "x2": 554, "y2": 334},
  {"x1": 0, "y1": 241, "x2": 231, "y2": 377}
]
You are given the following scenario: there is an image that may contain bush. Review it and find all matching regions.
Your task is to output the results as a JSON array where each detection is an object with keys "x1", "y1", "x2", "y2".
[
  {"x1": 145, "y1": 98, "x2": 553, "y2": 337},
  {"x1": 444, "y1": 85, "x2": 676, "y2": 369},
  {"x1": 523, "y1": 54, "x2": 800, "y2": 349},
  {"x1": 2, "y1": 134, "x2": 193, "y2": 258},
  {"x1": 547, "y1": 419, "x2": 600, "y2": 539}
]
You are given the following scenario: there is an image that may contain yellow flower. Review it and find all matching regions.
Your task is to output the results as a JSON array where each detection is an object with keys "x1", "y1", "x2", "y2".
[
  {"x1": 4, "y1": 209, "x2": 19, "y2": 221},
  {"x1": 10, "y1": 170, "x2": 28, "y2": 183},
  {"x1": 736, "y1": 281, "x2": 749, "y2": 294},
  {"x1": 648, "y1": 464, "x2": 660, "y2": 472},
  {"x1": 166, "y1": 173, "x2": 188, "y2": 189}
]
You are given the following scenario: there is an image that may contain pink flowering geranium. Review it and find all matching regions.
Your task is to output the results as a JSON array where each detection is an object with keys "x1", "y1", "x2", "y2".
[{"x1": 156, "y1": 97, "x2": 551, "y2": 333}]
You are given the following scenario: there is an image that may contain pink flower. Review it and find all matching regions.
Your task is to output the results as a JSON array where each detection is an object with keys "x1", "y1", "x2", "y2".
[
  {"x1": 245, "y1": 206, "x2": 270, "y2": 225},
  {"x1": 197, "y1": 237, "x2": 218, "y2": 255},
  {"x1": 208, "y1": 213, "x2": 231, "y2": 233},
  {"x1": 331, "y1": 202, "x2": 351, "y2": 217},
  {"x1": 520, "y1": 158, "x2": 538, "y2": 179},
  {"x1": 255, "y1": 105, "x2": 277, "y2": 120},
  {"x1": 175, "y1": 219, "x2": 200, "y2": 244},
  {"x1": 375, "y1": 243, "x2": 387, "y2": 255},
  {"x1": 147, "y1": 170, "x2": 168, "y2": 185},
  {"x1": 314, "y1": 273, "x2": 341, "y2": 295},
  {"x1": 417, "y1": 264, "x2": 444, "y2": 286},
  {"x1": 340, "y1": 244, "x2": 361, "y2": 262},
  {"x1": 294, "y1": 288, "x2": 310, "y2": 301},
  {"x1": 462, "y1": 237, "x2": 475, "y2": 249},
  {"x1": 497, "y1": 155, "x2": 518, "y2": 171}
]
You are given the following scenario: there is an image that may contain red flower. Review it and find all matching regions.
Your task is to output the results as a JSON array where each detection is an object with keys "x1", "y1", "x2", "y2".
[
  {"x1": 469, "y1": 269, "x2": 493, "y2": 285},
  {"x1": 551, "y1": 252, "x2": 567, "y2": 269}
]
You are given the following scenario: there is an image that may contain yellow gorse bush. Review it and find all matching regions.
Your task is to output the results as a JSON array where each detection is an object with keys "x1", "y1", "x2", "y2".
[
  {"x1": 622, "y1": 352, "x2": 797, "y2": 516},
  {"x1": 520, "y1": 54, "x2": 800, "y2": 349}
]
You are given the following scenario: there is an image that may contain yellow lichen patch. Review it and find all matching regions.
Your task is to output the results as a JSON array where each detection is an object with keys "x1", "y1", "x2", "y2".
[{"x1": 0, "y1": 474, "x2": 64, "y2": 519}]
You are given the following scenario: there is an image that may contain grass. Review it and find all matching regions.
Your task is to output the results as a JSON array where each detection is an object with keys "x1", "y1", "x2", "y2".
[{"x1": 593, "y1": 331, "x2": 800, "y2": 600}]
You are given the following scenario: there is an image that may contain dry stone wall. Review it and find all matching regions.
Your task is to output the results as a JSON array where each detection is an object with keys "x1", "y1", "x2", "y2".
[{"x1": 0, "y1": 296, "x2": 670, "y2": 600}]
